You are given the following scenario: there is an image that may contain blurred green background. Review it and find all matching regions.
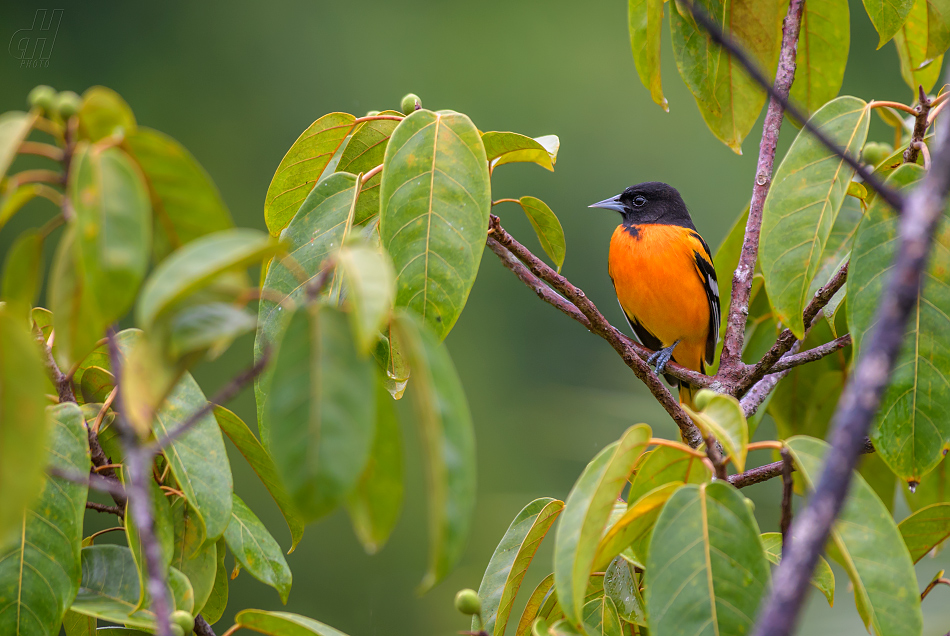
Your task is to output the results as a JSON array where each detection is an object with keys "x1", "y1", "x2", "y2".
[{"x1": 2, "y1": 1, "x2": 948, "y2": 634}]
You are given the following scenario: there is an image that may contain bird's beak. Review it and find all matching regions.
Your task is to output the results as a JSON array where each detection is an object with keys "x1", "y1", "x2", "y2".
[{"x1": 588, "y1": 195, "x2": 625, "y2": 213}]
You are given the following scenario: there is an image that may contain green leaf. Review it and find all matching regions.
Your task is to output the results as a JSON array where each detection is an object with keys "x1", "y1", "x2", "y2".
[
  {"x1": 70, "y1": 144, "x2": 152, "y2": 323},
  {"x1": 123, "y1": 471, "x2": 174, "y2": 610},
  {"x1": 603, "y1": 557, "x2": 645, "y2": 626},
  {"x1": 475, "y1": 498, "x2": 565, "y2": 636},
  {"x1": 373, "y1": 326, "x2": 410, "y2": 400},
  {"x1": 595, "y1": 482, "x2": 680, "y2": 571},
  {"x1": 0, "y1": 403, "x2": 89, "y2": 634},
  {"x1": 345, "y1": 380, "x2": 404, "y2": 554},
  {"x1": 849, "y1": 164, "x2": 950, "y2": 483},
  {"x1": 125, "y1": 127, "x2": 234, "y2": 260},
  {"x1": 168, "y1": 567, "x2": 195, "y2": 615},
  {"x1": 337, "y1": 243, "x2": 396, "y2": 353},
  {"x1": 516, "y1": 575, "x2": 555, "y2": 636},
  {"x1": 62, "y1": 610, "x2": 96, "y2": 636},
  {"x1": 167, "y1": 302, "x2": 256, "y2": 361},
  {"x1": 1, "y1": 228, "x2": 43, "y2": 313},
  {"x1": 0, "y1": 182, "x2": 50, "y2": 230},
  {"x1": 553, "y1": 425, "x2": 651, "y2": 625},
  {"x1": 683, "y1": 390, "x2": 749, "y2": 471},
  {"x1": 170, "y1": 497, "x2": 217, "y2": 614},
  {"x1": 863, "y1": 0, "x2": 917, "y2": 47},
  {"x1": 760, "y1": 532, "x2": 835, "y2": 606},
  {"x1": 517, "y1": 196, "x2": 566, "y2": 273},
  {"x1": 670, "y1": 0, "x2": 783, "y2": 153},
  {"x1": 806, "y1": 195, "x2": 864, "y2": 321},
  {"x1": 0, "y1": 111, "x2": 37, "y2": 182},
  {"x1": 629, "y1": 0, "x2": 666, "y2": 111},
  {"x1": 268, "y1": 304, "x2": 375, "y2": 521},
  {"x1": 200, "y1": 538, "x2": 228, "y2": 625},
  {"x1": 645, "y1": 482, "x2": 770, "y2": 636},
  {"x1": 256, "y1": 171, "x2": 361, "y2": 442},
  {"x1": 151, "y1": 369, "x2": 233, "y2": 546},
  {"x1": 787, "y1": 436, "x2": 922, "y2": 636},
  {"x1": 79, "y1": 87, "x2": 135, "y2": 141},
  {"x1": 482, "y1": 132, "x2": 559, "y2": 172},
  {"x1": 392, "y1": 311, "x2": 477, "y2": 591},
  {"x1": 336, "y1": 111, "x2": 401, "y2": 225},
  {"x1": 898, "y1": 502, "x2": 950, "y2": 562},
  {"x1": 760, "y1": 96, "x2": 870, "y2": 337},
  {"x1": 380, "y1": 109, "x2": 491, "y2": 340},
  {"x1": 895, "y1": 0, "x2": 946, "y2": 94},
  {"x1": 137, "y1": 228, "x2": 279, "y2": 328},
  {"x1": 627, "y1": 443, "x2": 711, "y2": 506},
  {"x1": 235, "y1": 609, "x2": 351, "y2": 636},
  {"x1": 790, "y1": 0, "x2": 850, "y2": 116},
  {"x1": 79, "y1": 367, "x2": 114, "y2": 405},
  {"x1": 214, "y1": 405, "x2": 304, "y2": 553},
  {"x1": 581, "y1": 596, "x2": 623, "y2": 636},
  {"x1": 71, "y1": 546, "x2": 164, "y2": 630},
  {"x1": 0, "y1": 307, "x2": 50, "y2": 547},
  {"x1": 926, "y1": 0, "x2": 950, "y2": 58},
  {"x1": 224, "y1": 494, "x2": 293, "y2": 604},
  {"x1": 265, "y1": 113, "x2": 357, "y2": 235}
]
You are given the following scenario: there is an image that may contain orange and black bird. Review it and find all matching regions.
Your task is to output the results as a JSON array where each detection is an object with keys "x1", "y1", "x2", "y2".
[{"x1": 590, "y1": 182, "x2": 720, "y2": 408}]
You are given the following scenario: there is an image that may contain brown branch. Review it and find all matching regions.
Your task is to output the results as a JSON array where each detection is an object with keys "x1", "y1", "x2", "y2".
[
  {"x1": 767, "y1": 334, "x2": 851, "y2": 374},
  {"x1": 488, "y1": 216, "x2": 705, "y2": 447},
  {"x1": 779, "y1": 449, "x2": 793, "y2": 545},
  {"x1": 194, "y1": 615, "x2": 218, "y2": 636},
  {"x1": 752, "y1": 68, "x2": 950, "y2": 636},
  {"x1": 718, "y1": 0, "x2": 806, "y2": 378},
  {"x1": 705, "y1": 435, "x2": 728, "y2": 480},
  {"x1": 47, "y1": 466, "x2": 128, "y2": 499},
  {"x1": 728, "y1": 439, "x2": 875, "y2": 489},
  {"x1": 86, "y1": 501, "x2": 123, "y2": 517},
  {"x1": 904, "y1": 86, "x2": 933, "y2": 165}
]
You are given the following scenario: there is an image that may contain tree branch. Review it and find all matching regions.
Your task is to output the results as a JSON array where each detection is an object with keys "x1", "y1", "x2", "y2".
[
  {"x1": 718, "y1": 0, "x2": 805, "y2": 377},
  {"x1": 194, "y1": 614, "x2": 218, "y2": 636},
  {"x1": 766, "y1": 334, "x2": 851, "y2": 374},
  {"x1": 779, "y1": 449, "x2": 793, "y2": 544},
  {"x1": 751, "y1": 71, "x2": 950, "y2": 636},
  {"x1": 728, "y1": 439, "x2": 875, "y2": 489},
  {"x1": 904, "y1": 86, "x2": 933, "y2": 165},
  {"x1": 86, "y1": 501, "x2": 124, "y2": 517}
]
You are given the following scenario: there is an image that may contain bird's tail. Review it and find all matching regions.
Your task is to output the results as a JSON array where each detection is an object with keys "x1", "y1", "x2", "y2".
[{"x1": 678, "y1": 381, "x2": 698, "y2": 411}]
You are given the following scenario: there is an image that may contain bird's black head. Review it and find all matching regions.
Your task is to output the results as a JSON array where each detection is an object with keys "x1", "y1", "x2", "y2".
[{"x1": 589, "y1": 181, "x2": 695, "y2": 229}]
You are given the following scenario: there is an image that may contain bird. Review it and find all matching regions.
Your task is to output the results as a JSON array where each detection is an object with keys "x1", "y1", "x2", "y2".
[{"x1": 589, "y1": 182, "x2": 720, "y2": 409}]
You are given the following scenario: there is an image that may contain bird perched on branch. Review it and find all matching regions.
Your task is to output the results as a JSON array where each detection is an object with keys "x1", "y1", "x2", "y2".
[{"x1": 590, "y1": 182, "x2": 720, "y2": 408}]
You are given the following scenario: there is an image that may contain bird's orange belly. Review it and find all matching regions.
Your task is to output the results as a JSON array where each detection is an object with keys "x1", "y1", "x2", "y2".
[{"x1": 609, "y1": 225, "x2": 709, "y2": 370}]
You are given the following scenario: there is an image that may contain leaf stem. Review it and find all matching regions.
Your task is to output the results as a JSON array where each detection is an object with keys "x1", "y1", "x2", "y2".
[
  {"x1": 648, "y1": 438, "x2": 707, "y2": 458},
  {"x1": 867, "y1": 100, "x2": 917, "y2": 115},
  {"x1": 362, "y1": 163, "x2": 383, "y2": 181},
  {"x1": 491, "y1": 198, "x2": 521, "y2": 207},
  {"x1": 18, "y1": 140, "x2": 64, "y2": 161},
  {"x1": 353, "y1": 114, "x2": 404, "y2": 124}
]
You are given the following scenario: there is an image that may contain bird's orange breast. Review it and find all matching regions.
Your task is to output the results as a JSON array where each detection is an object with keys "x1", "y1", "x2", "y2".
[{"x1": 609, "y1": 223, "x2": 710, "y2": 372}]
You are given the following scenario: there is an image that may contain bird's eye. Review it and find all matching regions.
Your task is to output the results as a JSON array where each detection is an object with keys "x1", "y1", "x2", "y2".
[{"x1": 633, "y1": 196, "x2": 647, "y2": 207}]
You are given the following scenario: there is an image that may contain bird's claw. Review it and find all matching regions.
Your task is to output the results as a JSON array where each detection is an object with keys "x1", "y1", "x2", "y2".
[{"x1": 647, "y1": 340, "x2": 680, "y2": 376}]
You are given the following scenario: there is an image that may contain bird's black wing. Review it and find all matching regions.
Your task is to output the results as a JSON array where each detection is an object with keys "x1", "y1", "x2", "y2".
[{"x1": 690, "y1": 232, "x2": 721, "y2": 367}]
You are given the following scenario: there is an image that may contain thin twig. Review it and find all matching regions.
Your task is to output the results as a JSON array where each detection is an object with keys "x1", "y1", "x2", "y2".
[
  {"x1": 779, "y1": 449, "x2": 794, "y2": 546},
  {"x1": 47, "y1": 466, "x2": 128, "y2": 499},
  {"x1": 728, "y1": 439, "x2": 875, "y2": 489},
  {"x1": 904, "y1": 86, "x2": 933, "y2": 165},
  {"x1": 752, "y1": 69, "x2": 950, "y2": 636},
  {"x1": 767, "y1": 334, "x2": 851, "y2": 374},
  {"x1": 86, "y1": 501, "x2": 124, "y2": 517},
  {"x1": 718, "y1": 0, "x2": 805, "y2": 378},
  {"x1": 705, "y1": 435, "x2": 728, "y2": 480}
]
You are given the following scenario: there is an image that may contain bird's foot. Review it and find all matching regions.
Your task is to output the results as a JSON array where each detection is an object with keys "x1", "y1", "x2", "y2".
[{"x1": 647, "y1": 340, "x2": 681, "y2": 375}]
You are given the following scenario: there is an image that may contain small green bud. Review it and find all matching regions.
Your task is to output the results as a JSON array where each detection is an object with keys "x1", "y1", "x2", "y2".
[
  {"x1": 27, "y1": 85, "x2": 56, "y2": 112},
  {"x1": 455, "y1": 588, "x2": 482, "y2": 616},
  {"x1": 169, "y1": 625, "x2": 185, "y2": 636},
  {"x1": 53, "y1": 91, "x2": 82, "y2": 119},
  {"x1": 400, "y1": 93, "x2": 421, "y2": 115},
  {"x1": 862, "y1": 141, "x2": 893, "y2": 167},
  {"x1": 171, "y1": 610, "x2": 194, "y2": 634},
  {"x1": 365, "y1": 110, "x2": 381, "y2": 117}
]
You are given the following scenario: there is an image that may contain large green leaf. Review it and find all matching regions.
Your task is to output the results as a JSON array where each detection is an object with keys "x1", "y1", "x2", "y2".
[
  {"x1": 553, "y1": 425, "x2": 651, "y2": 625},
  {"x1": 345, "y1": 381, "x2": 404, "y2": 555},
  {"x1": 152, "y1": 370, "x2": 233, "y2": 546},
  {"x1": 1, "y1": 228, "x2": 43, "y2": 314},
  {"x1": 235, "y1": 609, "x2": 350, "y2": 636},
  {"x1": 337, "y1": 243, "x2": 396, "y2": 353},
  {"x1": 170, "y1": 497, "x2": 217, "y2": 614},
  {"x1": 214, "y1": 405, "x2": 304, "y2": 553},
  {"x1": 627, "y1": 444, "x2": 710, "y2": 506},
  {"x1": 0, "y1": 403, "x2": 88, "y2": 635},
  {"x1": 125, "y1": 127, "x2": 234, "y2": 260},
  {"x1": 61, "y1": 610, "x2": 95, "y2": 636},
  {"x1": 264, "y1": 112, "x2": 357, "y2": 235},
  {"x1": 336, "y1": 112, "x2": 401, "y2": 225},
  {"x1": 787, "y1": 436, "x2": 922, "y2": 636},
  {"x1": 518, "y1": 197, "x2": 566, "y2": 273},
  {"x1": 760, "y1": 532, "x2": 835, "y2": 606},
  {"x1": 380, "y1": 109, "x2": 491, "y2": 340},
  {"x1": 255, "y1": 171, "x2": 360, "y2": 444},
  {"x1": 791, "y1": 0, "x2": 850, "y2": 116},
  {"x1": 925, "y1": 0, "x2": 950, "y2": 58},
  {"x1": 894, "y1": 0, "x2": 946, "y2": 93},
  {"x1": 849, "y1": 164, "x2": 950, "y2": 483},
  {"x1": 0, "y1": 111, "x2": 37, "y2": 182},
  {"x1": 594, "y1": 482, "x2": 680, "y2": 570},
  {"x1": 268, "y1": 304, "x2": 375, "y2": 522},
  {"x1": 898, "y1": 502, "x2": 950, "y2": 562},
  {"x1": 603, "y1": 557, "x2": 645, "y2": 626},
  {"x1": 516, "y1": 575, "x2": 555, "y2": 636},
  {"x1": 224, "y1": 494, "x2": 292, "y2": 604},
  {"x1": 393, "y1": 312, "x2": 477, "y2": 591},
  {"x1": 644, "y1": 482, "x2": 770, "y2": 636},
  {"x1": 70, "y1": 144, "x2": 152, "y2": 323},
  {"x1": 683, "y1": 390, "x2": 748, "y2": 471},
  {"x1": 137, "y1": 228, "x2": 279, "y2": 328},
  {"x1": 863, "y1": 0, "x2": 917, "y2": 47},
  {"x1": 200, "y1": 539, "x2": 228, "y2": 625},
  {"x1": 670, "y1": 0, "x2": 782, "y2": 153},
  {"x1": 760, "y1": 96, "x2": 870, "y2": 337},
  {"x1": 481, "y1": 132, "x2": 559, "y2": 172},
  {"x1": 78, "y1": 87, "x2": 135, "y2": 141},
  {"x1": 0, "y1": 308, "x2": 50, "y2": 547},
  {"x1": 476, "y1": 498, "x2": 565, "y2": 636},
  {"x1": 629, "y1": 0, "x2": 666, "y2": 110},
  {"x1": 806, "y1": 195, "x2": 863, "y2": 330},
  {"x1": 581, "y1": 596, "x2": 622, "y2": 636}
]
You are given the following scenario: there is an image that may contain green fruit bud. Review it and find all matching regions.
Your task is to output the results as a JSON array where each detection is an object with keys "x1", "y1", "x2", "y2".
[
  {"x1": 454, "y1": 588, "x2": 482, "y2": 616},
  {"x1": 400, "y1": 93, "x2": 421, "y2": 115},
  {"x1": 862, "y1": 141, "x2": 893, "y2": 167},
  {"x1": 53, "y1": 91, "x2": 82, "y2": 120},
  {"x1": 171, "y1": 610, "x2": 194, "y2": 634},
  {"x1": 365, "y1": 110, "x2": 381, "y2": 117},
  {"x1": 27, "y1": 85, "x2": 56, "y2": 112},
  {"x1": 169, "y1": 624, "x2": 185, "y2": 636}
]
